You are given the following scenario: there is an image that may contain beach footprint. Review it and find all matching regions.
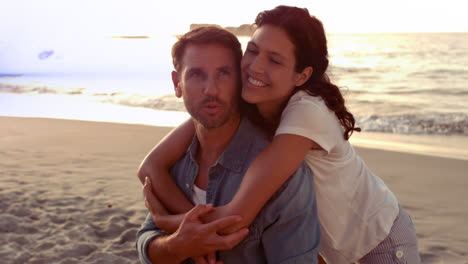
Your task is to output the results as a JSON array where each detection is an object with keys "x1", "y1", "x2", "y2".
[{"x1": 420, "y1": 252, "x2": 443, "y2": 263}]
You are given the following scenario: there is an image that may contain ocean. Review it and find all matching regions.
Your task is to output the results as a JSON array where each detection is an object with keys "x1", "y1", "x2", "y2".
[{"x1": 1, "y1": 33, "x2": 468, "y2": 159}]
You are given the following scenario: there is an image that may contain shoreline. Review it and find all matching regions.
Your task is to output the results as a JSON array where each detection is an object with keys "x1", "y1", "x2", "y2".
[
  {"x1": 1, "y1": 116, "x2": 467, "y2": 263},
  {"x1": 3, "y1": 111, "x2": 467, "y2": 161},
  {"x1": 2, "y1": 92, "x2": 467, "y2": 161},
  {"x1": 350, "y1": 131, "x2": 468, "y2": 161}
]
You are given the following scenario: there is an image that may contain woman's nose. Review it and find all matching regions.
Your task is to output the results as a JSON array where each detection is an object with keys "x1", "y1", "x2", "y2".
[{"x1": 248, "y1": 55, "x2": 265, "y2": 74}]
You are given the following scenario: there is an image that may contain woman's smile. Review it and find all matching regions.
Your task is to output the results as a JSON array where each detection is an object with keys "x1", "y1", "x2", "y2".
[{"x1": 247, "y1": 76, "x2": 267, "y2": 87}]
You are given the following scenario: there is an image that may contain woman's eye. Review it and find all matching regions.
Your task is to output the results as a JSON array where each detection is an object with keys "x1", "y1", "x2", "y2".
[
  {"x1": 270, "y1": 58, "x2": 281, "y2": 65},
  {"x1": 246, "y1": 48, "x2": 258, "y2": 54}
]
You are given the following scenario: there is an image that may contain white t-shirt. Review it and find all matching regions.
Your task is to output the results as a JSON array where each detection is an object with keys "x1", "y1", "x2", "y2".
[
  {"x1": 275, "y1": 90, "x2": 399, "y2": 263},
  {"x1": 192, "y1": 184, "x2": 207, "y2": 205}
]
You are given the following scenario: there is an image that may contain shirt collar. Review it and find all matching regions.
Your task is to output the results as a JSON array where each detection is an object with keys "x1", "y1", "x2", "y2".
[{"x1": 187, "y1": 117, "x2": 255, "y2": 173}]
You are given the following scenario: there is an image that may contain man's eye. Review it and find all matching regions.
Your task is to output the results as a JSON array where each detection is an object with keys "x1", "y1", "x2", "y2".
[
  {"x1": 189, "y1": 71, "x2": 202, "y2": 78},
  {"x1": 220, "y1": 69, "x2": 230, "y2": 76}
]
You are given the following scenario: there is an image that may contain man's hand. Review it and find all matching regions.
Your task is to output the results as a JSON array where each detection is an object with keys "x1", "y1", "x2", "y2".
[{"x1": 166, "y1": 204, "x2": 249, "y2": 261}]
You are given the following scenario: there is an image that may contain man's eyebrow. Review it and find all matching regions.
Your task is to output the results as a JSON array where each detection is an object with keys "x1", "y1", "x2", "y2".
[
  {"x1": 185, "y1": 67, "x2": 202, "y2": 74},
  {"x1": 218, "y1": 65, "x2": 234, "y2": 71}
]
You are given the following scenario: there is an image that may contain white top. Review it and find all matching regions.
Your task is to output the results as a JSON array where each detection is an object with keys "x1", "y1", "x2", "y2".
[
  {"x1": 192, "y1": 184, "x2": 207, "y2": 205},
  {"x1": 275, "y1": 91, "x2": 399, "y2": 263}
]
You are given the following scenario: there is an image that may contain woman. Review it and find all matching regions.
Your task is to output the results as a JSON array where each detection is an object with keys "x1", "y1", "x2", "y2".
[{"x1": 139, "y1": 6, "x2": 420, "y2": 263}]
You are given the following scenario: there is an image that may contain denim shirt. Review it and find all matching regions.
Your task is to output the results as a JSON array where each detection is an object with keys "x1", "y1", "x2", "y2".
[{"x1": 136, "y1": 117, "x2": 320, "y2": 264}]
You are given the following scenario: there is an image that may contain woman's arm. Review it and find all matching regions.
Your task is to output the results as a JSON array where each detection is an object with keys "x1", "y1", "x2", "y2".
[
  {"x1": 143, "y1": 176, "x2": 185, "y2": 232},
  {"x1": 137, "y1": 119, "x2": 195, "y2": 214},
  {"x1": 206, "y1": 133, "x2": 320, "y2": 233}
]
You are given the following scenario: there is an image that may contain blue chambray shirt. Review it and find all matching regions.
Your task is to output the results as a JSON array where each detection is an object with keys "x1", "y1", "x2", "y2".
[{"x1": 136, "y1": 117, "x2": 320, "y2": 264}]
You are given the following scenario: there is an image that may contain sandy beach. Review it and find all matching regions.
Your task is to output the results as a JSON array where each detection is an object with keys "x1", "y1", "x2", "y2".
[{"x1": 1, "y1": 116, "x2": 467, "y2": 263}]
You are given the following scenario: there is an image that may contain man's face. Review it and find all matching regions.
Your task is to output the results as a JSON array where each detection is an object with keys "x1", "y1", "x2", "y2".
[{"x1": 173, "y1": 43, "x2": 240, "y2": 129}]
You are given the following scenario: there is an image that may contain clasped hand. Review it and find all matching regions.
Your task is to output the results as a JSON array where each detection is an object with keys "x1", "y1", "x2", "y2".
[{"x1": 143, "y1": 177, "x2": 249, "y2": 263}]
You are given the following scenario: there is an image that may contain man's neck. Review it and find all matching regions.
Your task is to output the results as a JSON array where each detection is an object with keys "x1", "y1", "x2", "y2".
[{"x1": 194, "y1": 114, "x2": 241, "y2": 167}]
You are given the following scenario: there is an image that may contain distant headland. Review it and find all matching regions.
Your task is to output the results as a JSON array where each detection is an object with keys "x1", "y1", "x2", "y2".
[
  {"x1": 190, "y1": 24, "x2": 256, "y2": 36},
  {"x1": 111, "y1": 36, "x2": 151, "y2": 39}
]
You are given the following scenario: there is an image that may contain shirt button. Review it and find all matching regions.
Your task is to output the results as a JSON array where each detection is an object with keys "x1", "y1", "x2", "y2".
[
  {"x1": 395, "y1": 250, "x2": 404, "y2": 259},
  {"x1": 186, "y1": 183, "x2": 190, "y2": 189}
]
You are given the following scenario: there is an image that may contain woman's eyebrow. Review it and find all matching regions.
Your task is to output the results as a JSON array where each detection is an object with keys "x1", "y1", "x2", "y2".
[
  {"x1": 247, "y1": 41, "x2": 286, "y2": 60},
  {"x1": 246, "y1": 41, "x2": 257, "y2": 47},
  {"x1": 269, "y1": 51, "x2": 286, "y2": 60}
]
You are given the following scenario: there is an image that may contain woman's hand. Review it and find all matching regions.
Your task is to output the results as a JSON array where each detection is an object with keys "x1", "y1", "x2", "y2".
[
  {"x1": 144, "y1": 177, "x2": 169, "y2": 216},
  {"x1": 192, "y1": 252, "x2": 223, "y2": 264},
  {"x1": 202, "y1": 204, "x2": 253, "y2": 235},
  {"x1": 143, "y1": 177, "x2": 184, "y2": 233}
]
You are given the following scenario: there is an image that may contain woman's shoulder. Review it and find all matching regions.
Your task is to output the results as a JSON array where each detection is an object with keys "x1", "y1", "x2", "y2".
[
  {"x1": 282, "y1": 90, "x2": 343, "y2": 133},
  {"x1": 287, "y1": 90, "x2": 330, "y2": 113},
  {"x1": 278, "y1": 90, "x2": 344, "y2": 153}
]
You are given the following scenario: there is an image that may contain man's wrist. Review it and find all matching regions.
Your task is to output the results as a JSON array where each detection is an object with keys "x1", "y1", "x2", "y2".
[
  {"x1": 165, "y1": 233, "x2": 186, "y2": 262},
  {"x1": 147, "y1": 234, "x2": 186, "y2": 264}
]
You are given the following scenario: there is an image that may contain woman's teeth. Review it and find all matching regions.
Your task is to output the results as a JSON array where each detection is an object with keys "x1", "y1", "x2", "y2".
[{"x1": 248, "y1": 77, "x2": 267, "y2": 87}]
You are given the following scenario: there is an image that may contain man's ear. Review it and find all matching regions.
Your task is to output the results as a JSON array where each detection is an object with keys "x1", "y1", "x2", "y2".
[
  {"x1": 295, "y1": 66, "x2": 313, "y2": 87},
  {"x1": 172, "y1": 71, "x2": 182, "y2": 98}
]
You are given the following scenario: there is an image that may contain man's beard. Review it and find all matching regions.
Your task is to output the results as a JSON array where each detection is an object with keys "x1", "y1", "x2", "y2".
[{"x1": 184, "y1": 96, "x2": 236, "y2": 129}]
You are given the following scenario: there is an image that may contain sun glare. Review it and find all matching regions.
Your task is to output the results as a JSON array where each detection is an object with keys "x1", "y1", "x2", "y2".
[{"x1": 1, "y1": 0, "x2": 466, "y2": 41}]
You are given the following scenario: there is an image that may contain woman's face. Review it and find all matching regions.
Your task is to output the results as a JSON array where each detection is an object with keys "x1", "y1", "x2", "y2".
[{"x1": 241, "y1": 24, "x2": 308, "y2": 118}]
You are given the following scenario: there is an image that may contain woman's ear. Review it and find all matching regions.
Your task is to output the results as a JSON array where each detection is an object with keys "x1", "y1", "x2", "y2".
[
  {"x1": 172, "y1": 71, "x2": 182, "y2": 98},
  {"x1": 295, "y1": 66, "x2": 313, "y2": 87}
]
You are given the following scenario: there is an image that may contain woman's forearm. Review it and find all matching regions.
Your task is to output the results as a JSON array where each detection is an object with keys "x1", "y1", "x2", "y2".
[
  {"x1": 156, "y1": 214, "x2": 185, "y2": 233},
  {"x1": 144, "y1": 177, "x2": 186, "y2": 233},
  {"x1": 224, "y1": 134, "x2": 314, "y2": 231},
  {"x1": 137, "y1": 119, "x2": 196, "y2": 214}
]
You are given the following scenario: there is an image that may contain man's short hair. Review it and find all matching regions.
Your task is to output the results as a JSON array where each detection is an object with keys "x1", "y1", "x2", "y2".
[{"x1": 171, "y1": 26, "x2": 243, "y2": 72}]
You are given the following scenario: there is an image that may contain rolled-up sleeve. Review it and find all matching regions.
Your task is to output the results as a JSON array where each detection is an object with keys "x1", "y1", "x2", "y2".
[
  {"x1": 261, "y1": 163, "x2": 321, "y2": 264},
  {"x1": 136, "y1": 213, "x2": 169, "y2": 264}
]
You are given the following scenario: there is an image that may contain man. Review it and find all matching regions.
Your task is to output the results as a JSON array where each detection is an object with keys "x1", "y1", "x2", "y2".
[{"x1": 136, "y1": 26, "x2": 320, "y2": 264}]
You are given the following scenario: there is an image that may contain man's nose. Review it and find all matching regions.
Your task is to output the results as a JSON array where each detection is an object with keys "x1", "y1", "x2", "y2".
[{"x1": 204, "y1": 77, "x2": 219, "y2": 96}]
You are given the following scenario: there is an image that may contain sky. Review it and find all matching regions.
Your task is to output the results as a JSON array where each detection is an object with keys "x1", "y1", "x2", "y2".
[{"x1": 1, "y1": 0, "x2": 467, "y2": 40}]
